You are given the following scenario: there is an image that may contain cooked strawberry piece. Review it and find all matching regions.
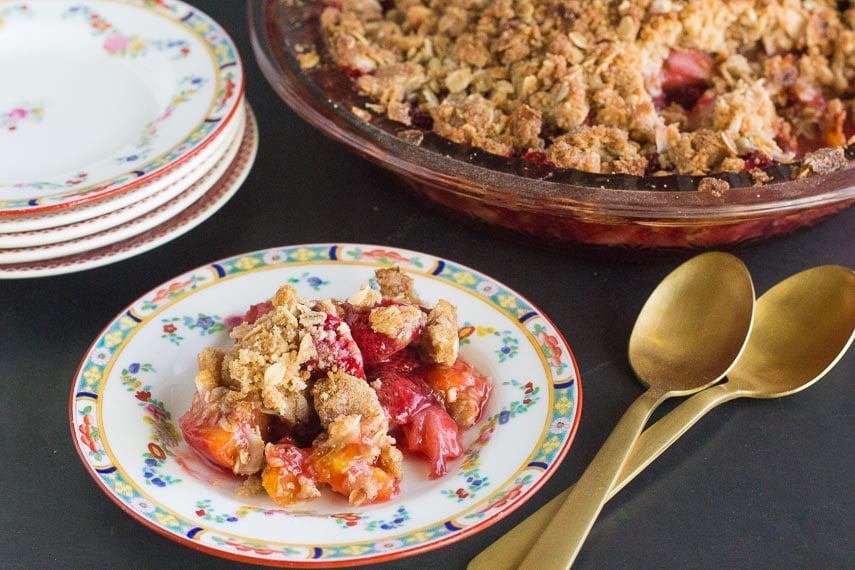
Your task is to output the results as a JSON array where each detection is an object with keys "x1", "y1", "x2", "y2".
[
  {"x1": 307, "y1": 311, "x2": 365, "y2": 378},
  {"x1": 372, "y1": 372, "x2": 434, "y2": 425},
  {"x1": 344, "y1": 301, "x2": 424, "y2": 366},
  {"x1": 401, "y1": 404, "x2": 463, "y2": 478},
  {"x1": 522, "y1": 150, "x2": 554, "y2": 166},
  {"x1": 261, "y1": 438, "x2": 319, "y2": 505},
  {"x1": 179, "y1": 394, "x2": 269, "y2": 475},
  {"x1": 368, "y1": 347, "x2": 436, "y2": 424},
  {"x1": 743, "y1": 152, "x2": 774, "y2": 171},
  {"x1": 661, "y1": 49, "x2": 715, "y2": 109},
  {"x1": 242, "y1": 301, "x2": 274, "y2": 324},
  {"x1": 662, "y1": 49, "x2": 715, "y2": 90},
  {"x1": 368, "y1": 348, "x2": 475, "y2": 475},
  {"x1": 373, "y1": 346, "x2": 423, "y2": 374},
  {"x1": 422, "y1": 359, "x2": 492, "y2": 429}
]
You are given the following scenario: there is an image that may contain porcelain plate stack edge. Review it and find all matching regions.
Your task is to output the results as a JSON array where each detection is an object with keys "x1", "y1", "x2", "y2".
[{"x1": 0, "y1": 0, "x2": 257, "y2": 278}]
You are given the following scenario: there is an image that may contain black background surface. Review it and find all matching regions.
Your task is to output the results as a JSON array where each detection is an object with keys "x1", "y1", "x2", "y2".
[{"x1": 1, "y1": 2, "x2": 853, "y2": 568}]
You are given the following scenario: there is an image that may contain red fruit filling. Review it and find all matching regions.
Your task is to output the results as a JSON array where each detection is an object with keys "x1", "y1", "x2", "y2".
[
  {"x1": 242, "y1": 301, "x2": 274, "y2": 324},
  {"x1": 370, "y1": 368, "x2": 435, "y2": 425},
  {"x1": 307, "y1": 309, "x2": 365, "y2": 378},
  {"x1": 368, "y1": 349, "x2": 484, "y2": 478},
  {"x1": 660, "y1": 49, "x2": 715, "y2": 110},
  {"x1": 401, "y1": 404, "x2": 464, "y2": 478},
  {"x1": 342, "y1": 300, "x2": 424, "y2": 366}
]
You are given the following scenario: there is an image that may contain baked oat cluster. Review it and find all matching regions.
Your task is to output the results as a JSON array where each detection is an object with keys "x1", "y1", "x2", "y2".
[
  {"x1": 179, "y1": 267, "x2": 491, "y2": 506},
  {"x1": 318, "y1": 0, "x2": 855, "y2": 177}
]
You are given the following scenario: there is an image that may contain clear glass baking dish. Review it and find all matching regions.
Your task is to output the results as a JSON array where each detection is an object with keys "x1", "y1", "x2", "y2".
[{"x1": 249, "y1": 0, "x2": 855, "y2": 248}]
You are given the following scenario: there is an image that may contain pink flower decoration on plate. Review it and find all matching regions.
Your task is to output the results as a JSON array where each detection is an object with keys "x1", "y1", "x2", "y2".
[
  {"x1": 8, "y1": 108, "x2": 28, "y2": 120},
  {"x1": 103, "y1": 33, "x2": 129, "y2": 53},
  {"x1": 2, "y1": 104, "x2": 43, "y2": 131}
]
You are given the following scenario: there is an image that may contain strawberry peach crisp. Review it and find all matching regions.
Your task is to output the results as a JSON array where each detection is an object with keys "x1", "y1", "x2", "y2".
[
  {"x1": 178, "y1": 268, "x2": 491, "y2": 506},
  {"x1": 319, "y1": 0, "x2": 855, "y2": 177}
]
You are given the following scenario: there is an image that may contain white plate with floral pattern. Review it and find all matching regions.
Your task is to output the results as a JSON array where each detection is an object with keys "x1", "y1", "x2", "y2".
[
  {"x1": 70, "y1": 244, "x2": 582, "y2": 566},
  {"x1": 0, "y1": 97, "x2": 242, "y2": 235},
  {"x1": 0, "y1": 104, "x2": 258, "y2": 278},
  {"x1": 0, "y1": 0, "x2": 243, "y2": 215},
  {"x1": 0, "y1": 105, "x2": 245, "y2": 260},
  {"x1": 0, "y1": 102, "x2": 245, "y2": 247}
]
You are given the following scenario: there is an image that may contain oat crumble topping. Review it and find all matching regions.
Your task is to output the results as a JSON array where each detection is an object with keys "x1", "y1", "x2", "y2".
[{"x1": 318, "y1": 0, "x2": 855, "y2": 177}]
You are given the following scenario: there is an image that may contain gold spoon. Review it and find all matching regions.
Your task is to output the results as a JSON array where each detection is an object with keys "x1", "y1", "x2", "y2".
[
  {"x1": 469, "y1": 264, "x2": 855, "y2": 570},
  {"x1": 514, "y1": 252, "x2": 756, "y2": 569}
]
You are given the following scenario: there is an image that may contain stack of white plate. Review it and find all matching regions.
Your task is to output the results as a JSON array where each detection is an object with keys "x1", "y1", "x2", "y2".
[{"x1": 0, "y1": 0, "x2": 257, "y2": 278}]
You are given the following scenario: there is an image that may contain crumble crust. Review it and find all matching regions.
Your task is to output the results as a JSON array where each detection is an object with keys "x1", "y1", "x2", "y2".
[
  {"x1": 375, "y1": 266, "x2": 420, "y2": 304},
  {"x1": 418, "y1": 299, "x2": 459, "y2": 366},
  {"x1": 222, "y1": 287, "x2": 319, "y2": 423},
  {"x1": 319, "y1": 0, "x2": 855, "y2": 177}
]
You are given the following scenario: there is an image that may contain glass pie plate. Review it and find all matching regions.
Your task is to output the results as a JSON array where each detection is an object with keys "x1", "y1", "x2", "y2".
[{"x1": 249, "y1": 0, "x2": 855, "y2": 249}]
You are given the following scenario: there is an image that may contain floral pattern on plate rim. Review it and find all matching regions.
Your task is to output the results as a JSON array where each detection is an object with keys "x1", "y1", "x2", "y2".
[
  {"x1": 0, "y1": 0, "x2": 243, "y2": 212},
  {"x1": 63, "y1": 4, "x2": 192, "y2": 59},
  {"x1": 114, "y1": 75, "x2": 208, "y2": 165},
  {"x1": 70, "y1": 244, "x2": 581, "y2": 565},
  {"x1": 0, "y1": 4, "x2": 30, "y2": 29}
]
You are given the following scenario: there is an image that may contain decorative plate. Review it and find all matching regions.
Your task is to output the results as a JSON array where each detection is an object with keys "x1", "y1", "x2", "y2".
[
  {"x1": 0, "y1": 99, "x2": 239, "y2": 235},
  {"x1": 0, "y1": 106, "x2": 244, "y2": 259},
  {"x1": 0, "y1": 0, "x2": 243, "y2": 215},
  {"x1": 0, "y1": 103, "x2": 258, "y2": 279},
  {"x1": 0, "y1": 102, "x2": 244, "y2": 248},
  {"x1": 69, "y1": 244, "x2": 582, "y2": 565}
]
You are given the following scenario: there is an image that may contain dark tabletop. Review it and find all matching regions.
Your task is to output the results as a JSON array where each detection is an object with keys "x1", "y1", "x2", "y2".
[{"x1": 2, "y1": 2, "x2": 853, "y2": 568}]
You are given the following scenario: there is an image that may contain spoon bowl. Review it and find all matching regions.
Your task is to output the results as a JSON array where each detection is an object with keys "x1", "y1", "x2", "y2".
[
  {"x1": 729, "y1": 265, "x2": 855, "y2": 396},
  {"x1": 517, "y1": 252, "x2": 755, "y2": 570},
  {"x1": 629, "y1": 251, "x2": 756, "y2": 393},
  {"x1": 469, "y1": 264, "x2": 855, "y2": 570}
]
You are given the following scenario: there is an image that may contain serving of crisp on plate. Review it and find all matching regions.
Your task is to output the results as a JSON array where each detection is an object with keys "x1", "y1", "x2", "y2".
[{"x1": 70, "y1": 243, "x2": 582, "y2": 566}]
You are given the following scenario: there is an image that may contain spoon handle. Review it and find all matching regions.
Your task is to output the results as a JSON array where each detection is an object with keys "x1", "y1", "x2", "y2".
[
  {"x1": 468, "y1": 383, "x2": 739, "y2": 570},
  {"x1": 517, "y1": 389, "x2": 667, "y2": 569}
]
